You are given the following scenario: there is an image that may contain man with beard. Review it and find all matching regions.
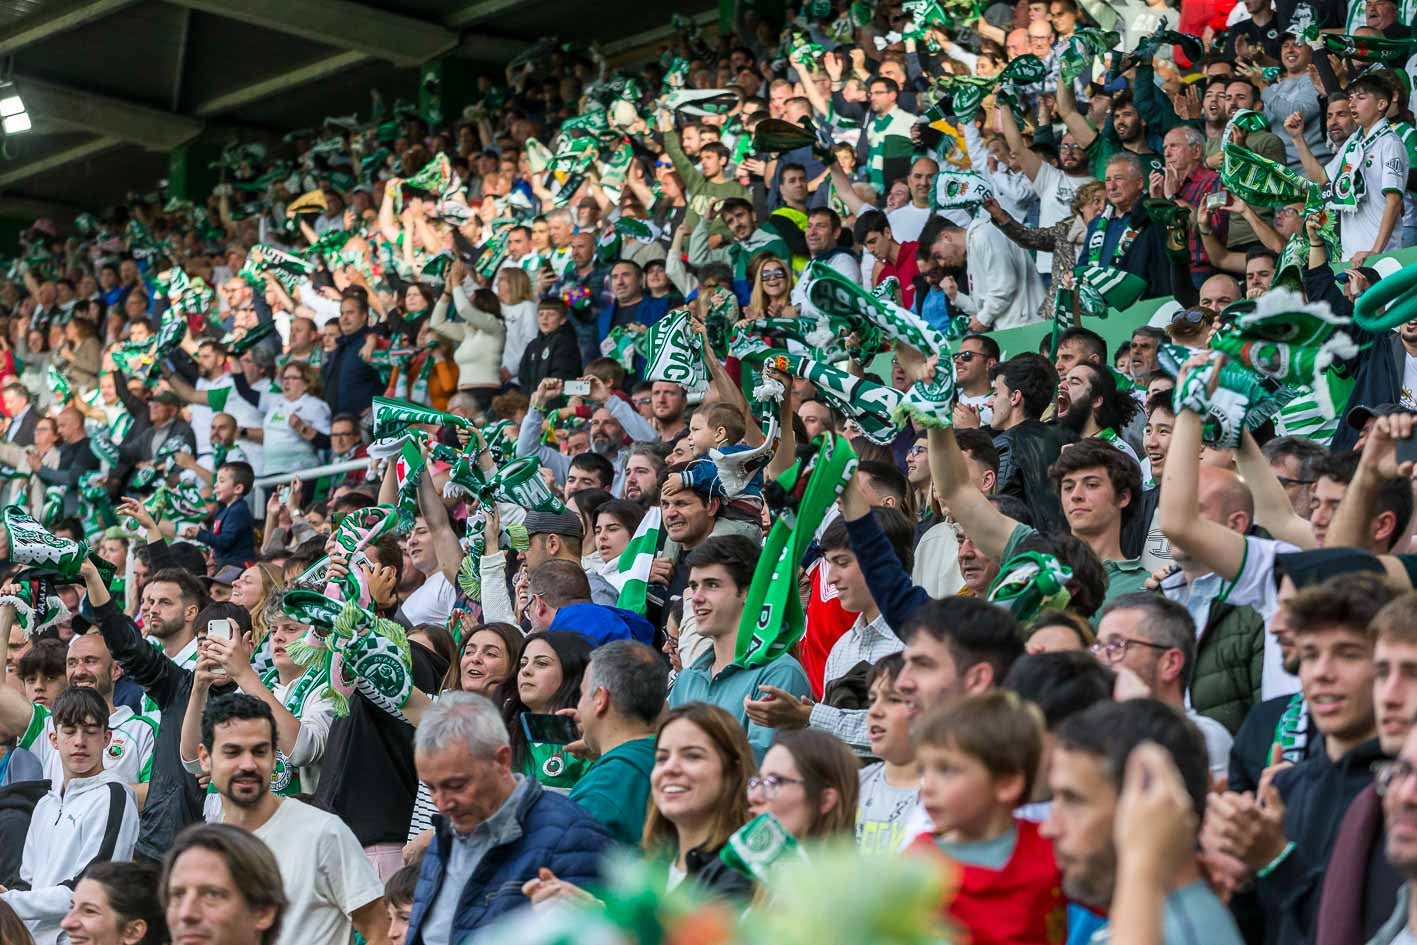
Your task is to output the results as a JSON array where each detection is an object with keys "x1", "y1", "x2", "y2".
[
  {"x1": 1056, "y1": 362, "x2": 1143, "y2": 466},
  {"x1": 1042, "y1": 699, "x2": 1244, "y2": 945},
  {"x1": 621, "y1": 444, "x2": 667, "y2": 503},
  {"x1": 519, "y1": 376, "x2": 659, "y2": 491},
  {"x1": 0, "y1": 624, "x2": 156, "y2": 792},
  {"x1": 1206, "y1": 573, "x2": 1394, "y2": 945},
  {"x1": 1057, "y1": 86, "x2": 1162, "y2": 179},
  {"x1": 198, "y1": 694, "x2": 388, "y2": 945},
  {"x1": 952, "y1": 335, "x2": 999, "y2": 428},
  {"x1": 1286, "y1": 91, "x2": 1358, "y2": 188},
  {"x1": 999, "y1": 108, "x2": 1096, "y2": 279}
]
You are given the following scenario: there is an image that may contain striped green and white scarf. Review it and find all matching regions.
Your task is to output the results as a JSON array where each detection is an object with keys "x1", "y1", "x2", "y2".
[
  {"x1": 642, "y1": 308, "x2": 710, "y2": 399},
  {"x1": 865, "y1": 108, "x2": 917, "y2": 191}
]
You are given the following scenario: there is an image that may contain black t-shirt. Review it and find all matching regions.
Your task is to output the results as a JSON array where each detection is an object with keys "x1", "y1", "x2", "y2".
[
  {"x1": 1226, "y1": 16, "x2": 1284, "y2": 61},
  {"x1": 312, "y1": 641, "x2": 448, "y2": 847}
]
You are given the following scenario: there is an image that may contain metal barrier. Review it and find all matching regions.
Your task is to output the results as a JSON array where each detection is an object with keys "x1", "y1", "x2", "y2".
[{"x1": 252, "y1": 458, "x2": 371, "y2": 490}]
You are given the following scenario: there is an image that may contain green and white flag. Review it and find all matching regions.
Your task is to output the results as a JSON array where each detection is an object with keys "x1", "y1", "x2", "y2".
[
  {"x1": 642, "y1": 308, "x2": 709, "y2": 399},
  {"x1": 1074, "y1": 265, "x2": 1148, "y2": 318},
  {"x1": 736, "y1": 434, "x2": 858, "y2": 668},
  {"x1": 610, "y1": 507, "x2": 662, "y2": 614},
  {"x1": 934, "y1": 170, "x2": 993, "y2": 209}
]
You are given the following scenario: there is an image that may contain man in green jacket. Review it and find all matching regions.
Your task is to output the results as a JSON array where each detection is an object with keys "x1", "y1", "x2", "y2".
[
  {"x1": 660, "y1": 109, "x2": 750, "y2": 234},
  {"x1": 567, "y1": 640, "x2": 666, "y2": 847}
]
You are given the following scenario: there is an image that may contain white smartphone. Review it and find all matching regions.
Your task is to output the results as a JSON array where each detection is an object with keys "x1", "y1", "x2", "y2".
[
  {"x1": 563, "y1": 379, "x2": 591, "y2": 396},
  {"x1": 207, "y1": 618, "x2": 233, "y2": 676}
]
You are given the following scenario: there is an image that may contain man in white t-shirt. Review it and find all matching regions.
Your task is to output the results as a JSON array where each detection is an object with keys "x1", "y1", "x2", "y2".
[
  {"x1": 952, "y1": 334, "x2": 999, "y2": 427},
  {"x1": 200, "y1": 692, "x2": 388, "y2": 945},
  {"x1": 885, "y1": 157, "x2": 941, "y2": 242},
  {"x1": 1327, "y1": 74, "x2": 1409, "y2": 264},
  {"x1": 998, "y1": 108, "x2": 1095, "y2": 277}
]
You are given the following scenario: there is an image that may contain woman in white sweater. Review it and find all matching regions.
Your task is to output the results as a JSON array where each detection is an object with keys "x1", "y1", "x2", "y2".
[
  {"x1": 430, "y1": 259, "x2": 506, "y2": 411},
  {"x1": 496, "y1": 267, "x2": 539, "y2": 384}
]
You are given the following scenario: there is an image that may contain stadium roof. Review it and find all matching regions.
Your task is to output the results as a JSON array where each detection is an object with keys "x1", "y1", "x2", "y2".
[{"x1": 0, "y1": 0, "x2": 715, "y2": 215}]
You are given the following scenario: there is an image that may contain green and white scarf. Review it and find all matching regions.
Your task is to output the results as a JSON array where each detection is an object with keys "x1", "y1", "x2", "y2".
[
  {"x1": 787, "y1": 352, "x2": 904, "y2": 444},
  {"x1": 1329, "y1": 117, "x2": 1394, "y2": 213},
  {"x1": 642, "y1": 308, "x2": 709, "y2": 400},
  {"x1": 933, "y1": 170, "x2": 993, "y2": 209},
  {"x1": 260, "y1": 665, "x2": 325, "y2": 795},
  {"x1": 736, "y1": 433, "x2": 858, "y2": 668},
  {"x1": 1220, "y1": 110, "x2": 1322, "y2": 210},
  {"x1": 1172, "y1": 351, "x2": 1299, "y2": 448},
  {"x1": 1059, "y1": 28, "x2": 1120, "y2": 84},
  {"x1": 1074, "y1": 265, "x2": 1148, "y2": 318},
  {"x1": 800, "y1": 260, "x2": 952, "y2": 355},
  {"x1": 987, "y1": 551, "x2": 1073, "y2": 623},
  {"x1": 865, "y1": 108, "x2": 917, "y2": 191}
]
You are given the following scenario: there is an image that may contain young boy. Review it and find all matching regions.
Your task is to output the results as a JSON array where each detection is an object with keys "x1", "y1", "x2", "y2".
[
  {"x1": 667, "y1": 403, "x2": 764, "y2": 527},
  {"x1": 910, "y1": 690, "x2": 1065, "y2": 945},
  {"x1": 856, "y1": 653, "x2": 920, "y2": 855},
  {"x1": 384, "y1": 863, "x2": 420, "y2": 945},
  {"x1": 3, "y1": 687, "x2": 139, "y2": 945},
  {"x1": 185, "y1": 460, "x2": 256, "y2": 570},
  {"x1": 18, "y1": 640, "x2": 67, "y2": 708},
  {"x1": 519, "y1": 298, "x2": 583, "y2": 392},
  {"x1": 1329, "y1": 73, "x2": 1408, "y2": 264}
]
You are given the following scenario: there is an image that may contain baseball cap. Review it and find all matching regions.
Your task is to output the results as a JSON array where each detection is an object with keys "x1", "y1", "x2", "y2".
[
  {"x1": 1346, "y1": 402, "x2": 1403, "y2": 432},
  {"x1": 209, "y1": 565, "x2": 245, "y2": 587},
  {"x1": 524, "y1": 510, "x2": 583, "y2": 538}
]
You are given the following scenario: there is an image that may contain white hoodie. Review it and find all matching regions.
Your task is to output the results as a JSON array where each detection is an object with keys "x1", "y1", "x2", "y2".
[{"x1": 3, "y1": 770, "x2": 139, "y2": 945}]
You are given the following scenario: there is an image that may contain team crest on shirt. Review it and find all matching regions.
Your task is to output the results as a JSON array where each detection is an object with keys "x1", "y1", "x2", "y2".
[{"x1": 107, "y1": 742, "x2": 124, "y2": 758}]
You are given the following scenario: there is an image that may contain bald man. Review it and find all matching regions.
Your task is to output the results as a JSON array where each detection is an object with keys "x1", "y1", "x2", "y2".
[
  {"x1": 1153, "y1": 466, "x2": 1267, "y2": 733},
  {"x1": 31, "y1": 407, "x2": 98, "y2": 520}
]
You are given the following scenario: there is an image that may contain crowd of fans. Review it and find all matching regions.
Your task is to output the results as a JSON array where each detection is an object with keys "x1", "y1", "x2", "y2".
[{"x1": 6, "y1": 0, "x2": 1417, "y2": 943}]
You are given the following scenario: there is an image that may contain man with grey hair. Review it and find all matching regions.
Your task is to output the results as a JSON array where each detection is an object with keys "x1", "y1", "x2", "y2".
[
  {"x1": 1091, "y1": 592, "x2": 1233, "y2": 777},
  {"x1": 1262, "y1": 436, "x2": 1328, "y2": 519},
  {"x1": 1076, "y1": 151, "x2": 1190, "y2": 301},
  {"x1": 567, "y1": 641, "x2": 667, "y2": 845},
  {"x1": 1154, "y1": 125, "x2": 1224, "y2": 289},
  {"x1": 407, "y1": 692, "x2": 612, "y2": 945}
]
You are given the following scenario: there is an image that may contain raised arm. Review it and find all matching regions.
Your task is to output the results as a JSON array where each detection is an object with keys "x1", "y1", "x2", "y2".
[
  {"x1": 1055, "y1": 79, "x2": 1098, "y2": 151},
  {"x1": 1236, "y1": 431, "x2": 1317, "y2": 549},
  {"x1": 929, "y1": 425, "x2": 1020, "y2": 561},
  {"x1": 417, "y1": 449, "x2": 465, "y2": 585},
  {"x1": 997, "y1": 107, "x2": 1043, "y2": 181},
  {"x1": 1159, "y1": 406, "x2": 1248, "y2": 581},
  {"x1": 0, "y1": 599, "x2": 37, "y2": 737}
]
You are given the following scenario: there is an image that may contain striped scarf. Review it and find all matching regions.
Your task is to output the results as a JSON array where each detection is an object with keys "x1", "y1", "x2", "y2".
[{"x1": 865, "y1": 108, "x2": 917, "y2": 191}]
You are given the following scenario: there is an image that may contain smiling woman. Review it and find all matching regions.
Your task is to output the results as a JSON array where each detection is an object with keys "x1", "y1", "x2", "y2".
[{"x1": 60, "y1": 861, "x2": 166, "y2": 945}]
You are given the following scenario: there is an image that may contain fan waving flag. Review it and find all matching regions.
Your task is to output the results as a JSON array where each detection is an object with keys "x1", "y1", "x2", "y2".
[{"x1": 610, "y1": 508, "x2": 663, "y2": 614}]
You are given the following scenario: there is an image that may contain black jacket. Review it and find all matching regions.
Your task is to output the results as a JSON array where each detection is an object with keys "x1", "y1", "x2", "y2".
[
  {"x1": 518, "y1": 322, "x2": 583, "y2": 392},
  {"x1": 90, "y1": 544, "x2": 235, "y2": 861},
  {"x1": 1082, "y1": 200, "x2": 1199, "y2": 306},
  {"x1": 34, "y1": 438, "x2": 98, "y2": 519},
  {"x1": 1258, "y1": 737, "x2": 1388, "y2": 945},
  {"x1": 321, "y1": 325, "x2": 383, "y2": 416},
  {"x1": 0, "y1": 779, "x2": 47, "y2": 887},
  {"x1": 685, "y1": 843, "x2": 755, "y2": 900},
  {"x1": 993, "y1": 419, "x2": 1072, "y2": 535}
]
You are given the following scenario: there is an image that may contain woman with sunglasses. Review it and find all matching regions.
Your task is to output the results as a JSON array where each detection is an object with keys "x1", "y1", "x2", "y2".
[{"x1": 745, "y1": 255, "x2": 795, "y2": 320}]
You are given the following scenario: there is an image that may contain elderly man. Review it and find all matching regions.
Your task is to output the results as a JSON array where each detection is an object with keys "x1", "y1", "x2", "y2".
[
  {"x1": 406, "y1": 693, "x2": 612, "y2": 945},
  {"x1": 1153, "y1": 126, "x2": 1225, "y2": 287},
  {"x1": 1080, "y1": 153, "x2": 1188, "y2": 301}
]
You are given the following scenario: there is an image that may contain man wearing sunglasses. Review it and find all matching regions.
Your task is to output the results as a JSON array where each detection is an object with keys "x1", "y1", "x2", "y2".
[{"x1": 952, "y1": 335, "x2": 999, "y2": 427}]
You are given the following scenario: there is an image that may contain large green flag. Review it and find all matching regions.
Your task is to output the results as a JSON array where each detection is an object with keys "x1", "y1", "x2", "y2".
[{"x1": 735, "y1": 434, "x2": 858, "y2": 668}]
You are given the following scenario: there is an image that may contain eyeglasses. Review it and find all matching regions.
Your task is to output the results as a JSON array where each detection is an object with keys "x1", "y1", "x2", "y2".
[
  {"x1": 1276, "y1": 476, "x2": 1316, "y2": 488},
  {"x1": 1376, "y1": 759, "x2": 1417, "y2": 796},
  {"x1": 1089, "y1": 637, "x2": 1172, "y2": 663},
  {"x1": 747, "y1": 774, "x2": 805, "y2": 797}
]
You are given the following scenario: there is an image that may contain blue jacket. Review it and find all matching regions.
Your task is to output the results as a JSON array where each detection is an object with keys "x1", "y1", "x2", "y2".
[
  {"x1": 550, "y1": 602, "x2": 655, "y2": 646},
  {"x1": 320, "y1": 325, "x2": 383, "y2": 416},
  {"x1": 194, "y1": 497, "x2": 255, "y2": 570},
  {"x1": 407, "y1": 777, "x2": 612, "y2": 945},
  {"x1": 844, "y1": 513, "x2": 930, "y2": 631},
  {"x1": 596, "y1": 294, "x2": 672, "y2": 345}
]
